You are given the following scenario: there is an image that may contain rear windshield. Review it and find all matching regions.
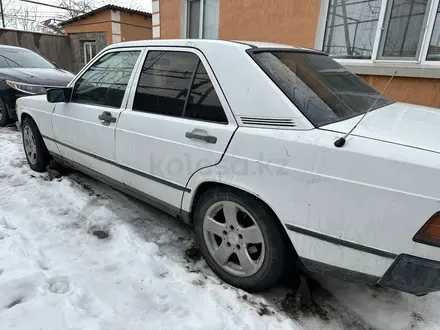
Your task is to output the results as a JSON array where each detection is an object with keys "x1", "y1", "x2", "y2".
[
  {"x1": 0, "y1": 48, "x2": 55, "y2": 69},
  {"x1": 251, "y1": 51, "x2": 392, "y2": 127}
]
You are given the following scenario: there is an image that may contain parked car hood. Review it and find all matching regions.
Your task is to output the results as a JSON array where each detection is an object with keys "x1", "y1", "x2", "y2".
[
  {"x1": 322, "y1": 102, "x2": 440, "y2": 154},
  {"x1": 0, "y1": 68, "x2": 74, "y2": 86}
]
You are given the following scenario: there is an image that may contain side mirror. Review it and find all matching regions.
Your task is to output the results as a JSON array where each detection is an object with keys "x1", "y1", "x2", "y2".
[{"x1": 47, "y1": 87, "x2": 72, "y2": 103}]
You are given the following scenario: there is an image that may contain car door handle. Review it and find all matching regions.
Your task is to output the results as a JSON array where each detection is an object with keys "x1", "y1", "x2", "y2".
[
  {"x1": 185, "y1": 129, "x2": 217, "y2": 144},
  {"x1": 98, "y1": 111, "x2": 117, "y2": 126}
]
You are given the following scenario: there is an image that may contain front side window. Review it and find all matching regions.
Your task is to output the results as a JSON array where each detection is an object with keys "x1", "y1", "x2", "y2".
[
  {"x1": 251, "y1": 51, "x2": 392, "y2": 127},
  {"x1": 72, "y1": 51, "x2": 140, "y2": 108},
  {"x1": 186, "y1": 0, "x2": 220, "y2": 39},
  {"x1": 380, "y1": 0, "x2": 429, "y2": 59},
  {"x1": 133, "y1": 50, "x2": 228, "y2": 123},
  {"x1": 324, "y1": 0, "x2": 382, "y2": 59}
]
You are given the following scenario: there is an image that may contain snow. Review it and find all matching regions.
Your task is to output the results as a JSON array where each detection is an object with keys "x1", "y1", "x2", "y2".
[{"x1": 1, "y1": 126, "x2": 440, "y2": 330}]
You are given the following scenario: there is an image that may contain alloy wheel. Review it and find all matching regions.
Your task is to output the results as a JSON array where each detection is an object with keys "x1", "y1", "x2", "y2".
[
  {"x1": 203, "y1": 201, "x2": 265, "y2": 277},
  {"x1": 23, "y1": 126, "x2": 37, "y2": 165}
]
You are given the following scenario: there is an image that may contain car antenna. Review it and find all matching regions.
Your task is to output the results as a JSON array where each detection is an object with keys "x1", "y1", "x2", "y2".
[{"x1": 334, "y1": 70, "x2": 398, "y2": 148}]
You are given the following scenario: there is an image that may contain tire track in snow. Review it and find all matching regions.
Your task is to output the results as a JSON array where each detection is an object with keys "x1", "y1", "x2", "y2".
[{"x1": 66, "y1": 168, "x2": 377, "y2": 329}]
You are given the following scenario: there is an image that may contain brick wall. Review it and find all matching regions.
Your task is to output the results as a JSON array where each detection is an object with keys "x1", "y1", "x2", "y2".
[
  {"x1": 63, "y1": 10, "x2": 113, "y2": 44},
  {"x1": 157, "y1": 0, "x2": 321, "y2": 47},
  {"x1": 219, "y1": 0, "x2": 321, "y2": 48}
]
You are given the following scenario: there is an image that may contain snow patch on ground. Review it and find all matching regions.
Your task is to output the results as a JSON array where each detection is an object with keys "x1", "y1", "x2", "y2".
[
  {"x1": 0, "y1": 129, "x2": 298, "y2": 329},
  {"x1": 1, "y1": 126, "x2": 440, "y2": 330}
]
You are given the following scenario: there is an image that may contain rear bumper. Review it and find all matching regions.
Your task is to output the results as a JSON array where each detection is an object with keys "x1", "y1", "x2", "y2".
[
  {"x1": 301, "y1": 254, "x2": 440, "y2": 296},
  {"x1": 379, "y1": 254, "x2": 440, "y2": 296}
]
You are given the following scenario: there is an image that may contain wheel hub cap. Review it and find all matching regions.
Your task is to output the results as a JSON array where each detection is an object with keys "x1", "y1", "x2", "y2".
[
  {"x1": 203, "y1": 201, "x2": 265, "y2": 277},
  {"x1": 228, "y1": 232, "x2": 239, "y2": 245}
]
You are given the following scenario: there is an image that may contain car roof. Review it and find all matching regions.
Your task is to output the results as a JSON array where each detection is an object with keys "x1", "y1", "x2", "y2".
[
  {"x1": 107, "y1": 39, "x2": 325, "y2": 54},
  {"x1": 0, "y1": 45, "x2": 29, "y2": 50}
]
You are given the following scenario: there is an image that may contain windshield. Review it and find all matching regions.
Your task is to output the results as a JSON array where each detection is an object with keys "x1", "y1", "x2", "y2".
[
  {"x1": 0, "y1": 48, "x2": 55, "y2": 69},
  {"x1": 251, "y1": 51, "x2": 393, "y2": 127}
]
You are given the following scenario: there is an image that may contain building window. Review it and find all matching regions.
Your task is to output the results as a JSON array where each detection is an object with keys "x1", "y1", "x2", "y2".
[
  {"x1": 83, "y1": 41, "x2": 97, "y2": 65},
  {"x1": 428, "y1": 4, "x2": 440, "y2": 60},
  {"x1": 324, "y1": 0, "x2": 382, "y2": 59},
  {"x1": 379, "y1": 0, "x2": 429, "y2": 59},
  {"x1": 186, "y1": 0, "x2": 220, "y2": 39},
  {"x1": 322, "y1": 0, "x2": 440, "y2": 63}
]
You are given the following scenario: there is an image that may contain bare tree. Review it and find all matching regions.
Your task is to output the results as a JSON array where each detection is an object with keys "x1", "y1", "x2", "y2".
[
  {"x1": 2, "y1": 0, "x2": 56, "y2": 33},
  {"x1": 57, "y1": 0, "x2": 92, "y2": 19}
]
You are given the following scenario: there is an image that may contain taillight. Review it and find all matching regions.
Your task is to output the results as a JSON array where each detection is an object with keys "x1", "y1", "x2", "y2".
[{"x1": 413, "y1": 212, "x2": 440, "y2": 247}]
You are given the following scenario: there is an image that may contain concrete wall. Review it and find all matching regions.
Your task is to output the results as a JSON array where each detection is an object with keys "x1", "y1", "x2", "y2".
[
  {"x1": 0, "y1": 28, "x2": 73, "y2": 72},
  {"x1": 68, "y1": 32, "x2": 107, "y2": 73}
]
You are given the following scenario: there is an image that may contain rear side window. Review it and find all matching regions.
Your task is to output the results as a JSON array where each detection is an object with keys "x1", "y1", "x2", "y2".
[
  {"x1": 72, "y1": 51, "x2": 140, "y2": 108},
  {"x1": 250, "y1": 51, "x2": 392, "y2": 127},
  {"x1": 133, "y1": 50, "x2": 228, "y2": 124},
  {"x1": 185, "y1": 61, "x2": 227, "y2": 123}
]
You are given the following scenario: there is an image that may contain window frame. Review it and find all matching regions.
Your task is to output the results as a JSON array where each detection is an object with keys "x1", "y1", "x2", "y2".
[
  {"x1": 316, "y1": 0, "x2": 440, "y2": 67},
  {"x1": 83, "y1": 41, "x2": 96, "y2": 65},
  {"x1": 68, "y1": 47, "x2": 145, "y2": 109},
  {"x1": 125, "y1": 46, "x2": 233, "y2": 125},
  {"x1": 187, "y1": 0, "x2": 204, "y2": 38},
  {"x1": 183, "y1": 0, "x2": 220, "y2": 39},
  {"x1": 377, "y1": 0, "x2": 433, "y2": 61}
]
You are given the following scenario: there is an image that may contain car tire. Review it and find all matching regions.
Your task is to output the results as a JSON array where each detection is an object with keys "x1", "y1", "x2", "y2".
[
  {"x1": 22, "y1": 117, "x2": 50, "y2": 172},
  {"x1": 0, "y1": 98, "x2": 9, "y2": 127},
  {"x1": 193, "y1": 186, "x2": 295, "y2": 292}
]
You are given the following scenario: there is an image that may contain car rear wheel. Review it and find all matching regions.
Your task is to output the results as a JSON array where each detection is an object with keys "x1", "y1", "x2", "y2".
[
  {"x1": 22, "y1": 117, "x2": 50, "y2": 172},
  {"x1": 193, "y1": 186, "x2": 294, "y2": 292},
  {"x1": 0, "y1": 98, "x2": 9, "y2": 127}
]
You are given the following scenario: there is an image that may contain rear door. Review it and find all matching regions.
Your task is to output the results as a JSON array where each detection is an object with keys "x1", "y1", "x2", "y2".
[
  {"x1": 52, "y1": 48, "x2": 142, "y2": 180},
  {"x1": 116, "y1": 48, "x2": 237, "y2": 211}
]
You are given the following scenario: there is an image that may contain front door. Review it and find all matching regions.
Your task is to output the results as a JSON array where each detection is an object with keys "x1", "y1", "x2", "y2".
[
  {"x1": 116, "y1": 48, "x2": 237, "y2": 211},
  {"x1": 52, "y1": 49, "x2": 142, "y2": 180}
]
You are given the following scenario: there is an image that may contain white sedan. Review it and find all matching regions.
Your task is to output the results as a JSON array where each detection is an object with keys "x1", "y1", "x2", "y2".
[{"x1": 16, "y1": 39, "x2": 440, "y2": 296}]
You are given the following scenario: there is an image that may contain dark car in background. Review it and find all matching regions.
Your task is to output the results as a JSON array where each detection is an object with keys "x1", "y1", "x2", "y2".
[{"x1": 0, "y1": 45, "x2": 74, "y2": 127}]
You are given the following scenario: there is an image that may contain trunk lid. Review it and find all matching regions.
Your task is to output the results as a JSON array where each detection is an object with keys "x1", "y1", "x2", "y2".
[{"x1": 322, "y1": 102, "x2": 440, "y2": 153}]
